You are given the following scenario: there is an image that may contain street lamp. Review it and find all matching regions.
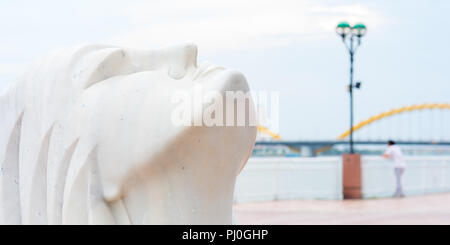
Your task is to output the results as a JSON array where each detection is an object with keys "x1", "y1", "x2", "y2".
[{"x1": 336, "y1": 21, "x2": 367, "y2": 154}]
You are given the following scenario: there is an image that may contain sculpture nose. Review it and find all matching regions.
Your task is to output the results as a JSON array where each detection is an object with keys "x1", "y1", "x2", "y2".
[{"x1": 216, "y1": 69, "x2": 250, "y2": 94}]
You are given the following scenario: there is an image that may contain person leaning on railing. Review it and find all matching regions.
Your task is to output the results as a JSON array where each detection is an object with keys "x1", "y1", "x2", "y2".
[{"x1": 382, "y1": 140, "x2": 406, "y2": 198}]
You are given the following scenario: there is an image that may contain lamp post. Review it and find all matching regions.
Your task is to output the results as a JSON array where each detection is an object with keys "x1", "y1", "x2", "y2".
[{"x1": 336, "y1": 21, "x2": 367, "y2": 154}]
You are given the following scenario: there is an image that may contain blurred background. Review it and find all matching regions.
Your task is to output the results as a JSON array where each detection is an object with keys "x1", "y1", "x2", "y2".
[{"x1": 1, "y1": 0, "x2": 449, "y2": 143}]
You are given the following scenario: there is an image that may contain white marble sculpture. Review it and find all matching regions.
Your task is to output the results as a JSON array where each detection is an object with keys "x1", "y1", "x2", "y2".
[{"x1": 0, "y1": 44, "x2": 257, "y2": 224}]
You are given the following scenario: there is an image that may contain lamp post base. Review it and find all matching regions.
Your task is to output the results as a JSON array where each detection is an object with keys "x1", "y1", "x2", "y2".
[{"x1": 342, "y1": 154, "x2": 362, "y2": 199}]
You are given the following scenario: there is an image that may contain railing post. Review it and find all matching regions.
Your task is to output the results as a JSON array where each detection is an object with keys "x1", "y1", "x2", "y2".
[{"x1": 342, "y1": 153, "x2": 362, "y2": 199}]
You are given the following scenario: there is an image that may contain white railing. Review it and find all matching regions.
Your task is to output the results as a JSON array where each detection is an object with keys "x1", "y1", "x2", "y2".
[
  {"x1": 234, "y1": 157, "x2": 343, "y2": 203},
  {"x1": 234, "y1": 156, "x2": 450, "y2": 203},
  {"x1": 362, "y1": 156, "x2": 450, "y2": 198}
]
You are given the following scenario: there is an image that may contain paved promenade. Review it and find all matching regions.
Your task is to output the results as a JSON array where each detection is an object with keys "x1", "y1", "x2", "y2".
[{"x1": 233, "y1": 193, "x2": 450, "y2": 225}]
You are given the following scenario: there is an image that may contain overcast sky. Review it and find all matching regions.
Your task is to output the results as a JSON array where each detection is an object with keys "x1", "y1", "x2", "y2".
[{"x1": 1, "y1": 0, "x2": 449, "y2": 140}]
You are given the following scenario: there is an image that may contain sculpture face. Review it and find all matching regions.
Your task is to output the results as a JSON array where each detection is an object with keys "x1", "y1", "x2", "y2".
[{"x1": 0, "y1": 44, "x2": 257, "y2": 224}]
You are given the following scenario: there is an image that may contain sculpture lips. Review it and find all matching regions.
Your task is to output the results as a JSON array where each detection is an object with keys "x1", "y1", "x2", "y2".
[{"x1": 193, "y1": 62, "x2": 225, "y2": 81}]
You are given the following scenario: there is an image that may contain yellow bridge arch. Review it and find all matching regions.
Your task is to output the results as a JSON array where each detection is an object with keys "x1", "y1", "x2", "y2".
[
  {"x1": 257, "y1": 125, "x2": 282, "y2": 139},
  {"x1": 257, "y1": 103, "x2": 450, "y2": 140},
  {"x1": 337, "y1": 103, "x2": 450, "y2": 140}
]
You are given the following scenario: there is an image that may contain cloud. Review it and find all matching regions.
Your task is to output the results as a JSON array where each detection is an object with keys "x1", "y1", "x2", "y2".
[
  {"x1": 0, "y1": 0, "x2": 383, "y2": 95},
  {"x1": 107, "y1": 0, "x2": 383, "y2": 54}
]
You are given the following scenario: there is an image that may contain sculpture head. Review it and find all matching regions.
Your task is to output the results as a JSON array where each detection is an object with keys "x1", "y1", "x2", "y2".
[
  {"x1": 0, "y1": 43, "x2": 256, "y2": 224},
  {"x1": 65, "y1": 44, "x2": 257, "y2": 224}
]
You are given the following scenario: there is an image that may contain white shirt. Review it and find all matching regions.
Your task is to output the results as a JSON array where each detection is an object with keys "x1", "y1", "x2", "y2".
[{"x1": 384, "y1": 145, "x2": 406, "y2": 168}]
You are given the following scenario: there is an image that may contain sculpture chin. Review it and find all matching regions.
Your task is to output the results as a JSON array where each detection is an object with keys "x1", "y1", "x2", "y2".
[
  {"x1": 0, "y1": 43, "x2": 256, "y2": 225},
  {"x1": 121, "y1": 125, "x2": 255, "y2": 225}
]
